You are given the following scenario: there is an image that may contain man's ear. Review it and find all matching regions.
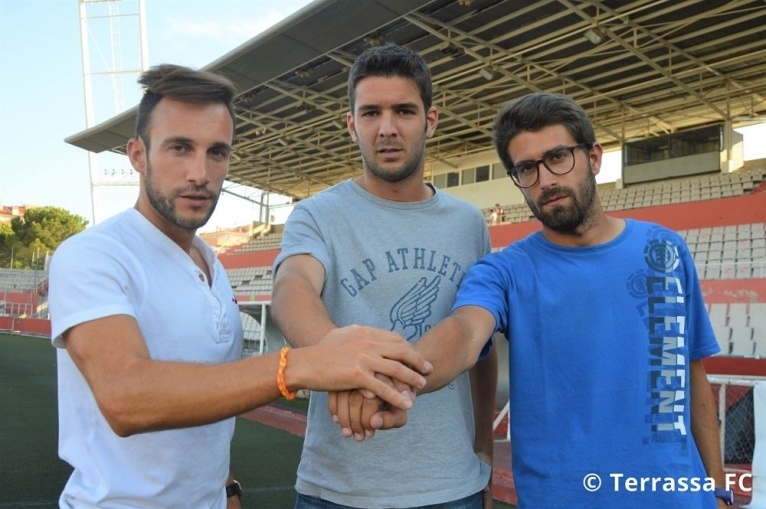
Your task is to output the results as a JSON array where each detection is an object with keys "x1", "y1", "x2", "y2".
[
  {"x1": 425, "y1": 106, "x2": 438, "y2": 138},
  {"x1": 590, "y1": 142, "x2": 604, "y2": 176},
  {"x1": 126, "y1": 137, "x2": 147, "y2": 175},
  {"x1": 346, "y1": 111, "x2": 357, "y2": 143}
]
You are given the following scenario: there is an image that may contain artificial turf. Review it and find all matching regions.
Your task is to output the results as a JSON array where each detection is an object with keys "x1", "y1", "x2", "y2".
[{"x1": 0, "y1": 333, "x2": 513, "y2": 508}]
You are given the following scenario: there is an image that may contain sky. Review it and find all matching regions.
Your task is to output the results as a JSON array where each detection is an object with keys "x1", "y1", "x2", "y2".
[
  {"x1": 1, "y1": 0, "x2": 764, "y2": 232},
  {"x1": 0, "y1": 0, "x2": 313, "y2": 231}
]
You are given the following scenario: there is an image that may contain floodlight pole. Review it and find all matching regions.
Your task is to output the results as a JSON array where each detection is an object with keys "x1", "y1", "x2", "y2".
[{"x1": 77, "y1": 0, "x2": 148, "y2": 226}]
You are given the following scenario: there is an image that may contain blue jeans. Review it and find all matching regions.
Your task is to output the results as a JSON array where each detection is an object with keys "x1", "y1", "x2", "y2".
[{"x1": 294, "y1": 492, "x2": 483, "y2": 509}]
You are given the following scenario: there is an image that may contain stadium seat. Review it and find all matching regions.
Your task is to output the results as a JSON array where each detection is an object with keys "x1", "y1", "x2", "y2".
[
  {"x1": 712, "y1": 325, "x2": 731, "y2": 355},
  {"x1": 709, "y1": 303, "x2": 728, "y2": 328},
  {"x1": 704, "y1": 266, "x2": 721, "y2": 279},
  {"x1": 750, "y1": 304, "x2": 766, "y2": 330},
  {"x1": 728, "y1": 303, "x2": 749, "y2": 327},
  {"x1": 721, "y1": 265, "x2": 736, "y2": 279},
  {"x1": 730, "y1": 333, "x2": 754, "y2": 357}
]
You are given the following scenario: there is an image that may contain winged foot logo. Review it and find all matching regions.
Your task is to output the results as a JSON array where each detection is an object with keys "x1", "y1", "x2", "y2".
[
  {"x1": 389, "y1": 276, "x2": 441, "y2": 341},
  {"x1": 338, "y1": 247, "x2": 468, "y2": 341}
]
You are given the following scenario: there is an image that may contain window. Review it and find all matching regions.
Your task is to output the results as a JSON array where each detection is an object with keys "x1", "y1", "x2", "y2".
[
  {"x1": 434, "y1": 164, "x2": 500, "y2": 188},
  {"x1": 625, "y1": 125, "x2": 721, "y2": 166},
  {"x1": 476, "y1": 165, "x2": 490, "y2": 182},
  {"x1": 461, "y1": 168, "x2": 475, "y2": 185}
]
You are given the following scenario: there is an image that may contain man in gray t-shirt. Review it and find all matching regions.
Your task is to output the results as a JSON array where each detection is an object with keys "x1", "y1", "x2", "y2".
[{"x1": 272, "y1": 44, "x2": 497, "y2": 509}]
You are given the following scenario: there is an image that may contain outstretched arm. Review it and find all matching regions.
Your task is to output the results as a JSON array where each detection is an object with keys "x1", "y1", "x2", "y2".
[
  {"x1": 65, "y1": 315, "x2": 431, "y2": 437},
  {"x1": 417, "y1": 306, "x2": 497, "y2": 392},
  {"x1": 271, "y1": 254, "x2": 335, "y2": 347}
]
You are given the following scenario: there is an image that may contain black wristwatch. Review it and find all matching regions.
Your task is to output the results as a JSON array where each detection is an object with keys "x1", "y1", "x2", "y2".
[
  {"x1": 226, "y1": 479, "x2": 243, "y2": 499},
  {"x1": 714, "y1": 487, "x2": 734, "y2": 506}
]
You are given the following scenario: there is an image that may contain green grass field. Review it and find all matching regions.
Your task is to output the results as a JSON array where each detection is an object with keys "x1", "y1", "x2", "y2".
[
  {"x1": 0, "y1": 333, "x2": 301, "y2": 507},
  {"x1": 0, "y1": 333, "x2": 513, "y2": 508}
]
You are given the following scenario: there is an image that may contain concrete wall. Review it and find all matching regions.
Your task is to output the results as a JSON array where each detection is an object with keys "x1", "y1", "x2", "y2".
[{"x1": 445, "y1": 178, "x2": 524, "y2": 211}]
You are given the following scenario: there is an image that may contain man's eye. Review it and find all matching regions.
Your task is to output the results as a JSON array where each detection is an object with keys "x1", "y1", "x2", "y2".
[
  {"x1": 515, "y1": 164, "x2": 536, "y2": 175},
  {"x1": 210, "y1": 149, "x2": 229, "y2": 160},
  {"x1": 547, "y1": 150, "x2": 567, "y2": 163}
]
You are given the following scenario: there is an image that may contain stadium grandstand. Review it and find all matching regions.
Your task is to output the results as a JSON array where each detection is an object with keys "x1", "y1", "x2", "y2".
[{"x1": 3, "y1": 0, "x2": 764, "y2": 506}]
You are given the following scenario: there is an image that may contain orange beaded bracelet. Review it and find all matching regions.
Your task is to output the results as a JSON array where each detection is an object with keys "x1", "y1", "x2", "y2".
[{"x1": 277, "y1": 347, "x2": 296, "y2": 400}]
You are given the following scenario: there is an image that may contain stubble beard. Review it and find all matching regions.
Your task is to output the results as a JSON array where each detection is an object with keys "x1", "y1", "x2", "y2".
[
  {"x1": 526, "y1": 164, "x2": 598, "y2": 233},
  {"x1": 357, "y1": 127, "x2": 428, "y2": 183},
  {"x1": 144, "y1": 161, "x2": 219, "y2": 230}
]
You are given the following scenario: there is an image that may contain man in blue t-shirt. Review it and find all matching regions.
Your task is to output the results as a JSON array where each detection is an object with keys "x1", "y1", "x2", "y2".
[{"x1": 335, "y1": 93, "x2": 733, "y2": 508}]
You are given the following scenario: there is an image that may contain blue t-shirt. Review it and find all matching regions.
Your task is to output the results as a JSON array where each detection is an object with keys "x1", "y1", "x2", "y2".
[{"x1": 454, "y1": 219, "x2": 720, "y2": 508}]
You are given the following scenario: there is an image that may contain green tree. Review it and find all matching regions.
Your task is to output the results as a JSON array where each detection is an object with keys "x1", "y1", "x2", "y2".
[
  {"x1": 1, "y1": 207, "x2": 88, "y2": 269},
  {"x1": 0, "y1": 222, "x2": 19, "y2": 268}
]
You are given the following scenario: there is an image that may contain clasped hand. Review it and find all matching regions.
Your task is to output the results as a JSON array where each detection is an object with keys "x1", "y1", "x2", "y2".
[
  {"x1": 308, "y1": 325, "x2": 431, "y2": 413},
  {"x1": 328, "y1": 373, "x2": 414, "y2": 441}
]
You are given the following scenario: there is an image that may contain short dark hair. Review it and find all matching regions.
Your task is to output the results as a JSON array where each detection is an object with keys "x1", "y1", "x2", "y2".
[
  {"x1": 493, "y1": 93, "x2": 596, "y2": 172},
  {"x1": 135, "y1": 64, "x2": 237, "y2": 144},
  {"x1": 347, "y1": 43, "x2": 433, "y2": 111}
]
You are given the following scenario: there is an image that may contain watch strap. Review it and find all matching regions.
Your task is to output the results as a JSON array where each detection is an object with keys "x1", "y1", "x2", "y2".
[
  {"x1": 226, "y1": 480, "x2": 243, "y2": 499},
  {"x1": 713, "y1": 487, "x2": 734, "y2": 506}
]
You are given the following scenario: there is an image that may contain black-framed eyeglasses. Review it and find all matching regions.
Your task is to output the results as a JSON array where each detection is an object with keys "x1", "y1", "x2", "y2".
[{"x1": 507, "y1": 143, "x2": 591, "y2": 188}]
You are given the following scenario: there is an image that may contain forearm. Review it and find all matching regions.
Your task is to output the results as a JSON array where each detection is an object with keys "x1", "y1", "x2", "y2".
[
  {"x1": 346, "y1": 307, "x2": 495, "y2": 436},
  {"x1": 90, "y1": 353, "x2": 285, "y2": 436},
  {"x1": 271, "y1": 269, "x2": 335, "y2": 348},
  {"x1": 470, "y1": 345, "x2": 498, "y2": 459},
  {"x1": 417, "y1": 306, "x2": 495, "y2": 394},
  {"x1": 69, "y1": 318, "x2": 431, "y2": 436},
  {"x1": 690, "y1": 360, "x2": 726, "y2": 485}
]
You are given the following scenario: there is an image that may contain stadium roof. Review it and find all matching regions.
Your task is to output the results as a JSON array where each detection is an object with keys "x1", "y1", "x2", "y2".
[{"x1": 66, "y1": 0, "x2": 766, "y2": 201}]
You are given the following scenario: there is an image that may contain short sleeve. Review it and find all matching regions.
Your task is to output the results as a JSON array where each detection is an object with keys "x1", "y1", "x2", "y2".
[
  {"x1": 49, "y1": 235, "x2": 139, "y2": 348},
  {"x1": 273, "y1": 203, "x2": 331, "y2": 278}
]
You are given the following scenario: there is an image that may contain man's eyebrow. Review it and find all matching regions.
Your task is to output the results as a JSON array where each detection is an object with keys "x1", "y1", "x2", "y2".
[
  {"x1": 160, "y1": 136, "x2": 194, "y2": 146},
  {"x1": 516, "y1": 144, "x2": 571, "y2": 164},
  {"x1": 356, "y1": 102, "x2": 421, "y2": 112},
  {"x1": 159, "y1": 137, "x2": 231, "y2": 152},
  {"x1": 541, "y1": 144, "x2": 571, "y2": 157},
  {"x1": 210, "y1": 141, "x2": 232, "y2": 152}
]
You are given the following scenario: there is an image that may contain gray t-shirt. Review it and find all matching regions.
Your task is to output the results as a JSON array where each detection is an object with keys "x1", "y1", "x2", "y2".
[{"x1": 274, "y1": 179, "x2": 491, "y2": 508}]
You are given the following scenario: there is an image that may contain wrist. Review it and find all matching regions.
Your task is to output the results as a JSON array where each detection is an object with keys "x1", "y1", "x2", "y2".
[
  {"x1": 277, "y1": 347, "x2": 298, "y2": 400},
  {"x1": 226, "y1": 479, "x2": 242, "y2": 499},
  {"x1": 713, "y1": 487, "x2": 734, "y2": 506},
  {"x1": 283, "y1": 345, "x2": 313, "y2": 394},
  {"x1": 476, "y1": 450, "x2": 493, "y2": 468}
]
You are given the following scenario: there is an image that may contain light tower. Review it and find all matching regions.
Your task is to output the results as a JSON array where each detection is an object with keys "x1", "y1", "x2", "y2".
[{"x1": 77, "y1": 0, "x2": 148, "y2": 225}]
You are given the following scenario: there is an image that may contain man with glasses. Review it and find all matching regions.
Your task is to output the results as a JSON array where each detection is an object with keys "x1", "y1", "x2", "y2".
[{"x1": 334, "y1": 93, "x2": 732, "y2": 508}]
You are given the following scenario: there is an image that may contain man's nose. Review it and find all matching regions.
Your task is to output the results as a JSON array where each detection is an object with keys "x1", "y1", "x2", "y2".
[
  {"x1": 536, "y1": 161, "x2": 557, "y2": 188},
  {"x1": 186, "y1": 153, "x2": 210, "y2": 185},
  {"x1": 378, "y1": 111, "x2": 397, "y2": 138}
]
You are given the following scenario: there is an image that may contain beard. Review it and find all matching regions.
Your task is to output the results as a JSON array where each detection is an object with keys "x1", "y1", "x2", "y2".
[
  {"x1": 144, "y1": 161, "x2": 219, "y2": 230},
  {"x1": 356, "y1": 127, "x2": 428, "y2": 183},
  {"x1": 525, "y1": 163, "x2": 598, "y2": 233},
  {"x1": 362, "y1": 151, "x2": 422, "y2": 182}
]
